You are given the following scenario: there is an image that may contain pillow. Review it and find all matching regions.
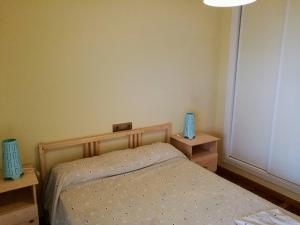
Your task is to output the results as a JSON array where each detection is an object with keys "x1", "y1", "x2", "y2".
[{"x1": 44, "y1": 142, "x2": 186, "y2": 223}]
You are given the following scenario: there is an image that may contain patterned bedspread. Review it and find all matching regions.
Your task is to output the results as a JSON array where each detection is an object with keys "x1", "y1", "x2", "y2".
[{"x1": 44, "y1": 143, "x2": 299, "y2": 225}]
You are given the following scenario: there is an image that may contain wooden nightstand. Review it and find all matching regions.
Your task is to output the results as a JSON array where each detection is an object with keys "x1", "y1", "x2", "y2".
[
  {"x1": 171, "y1": 133, "x2": 219, "y2": 172},
  {"x1": 0, "y1": 165, "x2": 39, "y2": 225}
]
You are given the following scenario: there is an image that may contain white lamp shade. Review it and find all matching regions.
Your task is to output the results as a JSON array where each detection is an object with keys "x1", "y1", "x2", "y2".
[{"x1": 203, "y1": 0, "x2": 256, "y2": 7}]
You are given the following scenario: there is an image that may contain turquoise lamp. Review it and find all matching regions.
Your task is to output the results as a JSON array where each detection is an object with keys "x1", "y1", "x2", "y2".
[
  {"x1": 2, "y1": 139, "x2": 23, "y2": 180},
  {"x1": 184, "y1": 112, "x2": 196, "y2": 140}
]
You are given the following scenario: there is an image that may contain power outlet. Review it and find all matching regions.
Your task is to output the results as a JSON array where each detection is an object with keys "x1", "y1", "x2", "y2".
[{"x1": 112, "y1": 122, "x2": 132, "y2": 132}]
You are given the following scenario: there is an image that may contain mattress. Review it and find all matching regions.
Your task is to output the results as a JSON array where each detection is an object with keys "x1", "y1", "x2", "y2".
[{"x1": 44, "y1": 142, "x2": 300, "y2": 225}]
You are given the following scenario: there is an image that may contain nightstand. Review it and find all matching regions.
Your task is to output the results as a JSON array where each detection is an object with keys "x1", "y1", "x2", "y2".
[
  {"x1": 171, "y1": 133, "x2": 219, "y2": 172},
  {"x1": 0, "y1": 165, "x2": 39, "y2": 225}
]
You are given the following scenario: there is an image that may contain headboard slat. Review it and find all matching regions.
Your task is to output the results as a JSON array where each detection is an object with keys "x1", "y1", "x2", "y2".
[
  {"x1": 138, "y1": 133, "x2": 142, "y2": 146},
  {"x1": 83, "y1": 143, "x2": 89, "y2": 157},
  {"x1": 95, "y1": 142, "x2": 100, "y2": 156},
  {"x1": 129, "y1": 134, "x2": 134, "y2": 148}
]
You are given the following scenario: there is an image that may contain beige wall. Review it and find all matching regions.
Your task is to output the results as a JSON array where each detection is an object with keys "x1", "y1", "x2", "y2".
[
  {"x1": 0, "y1": 71, "x2": 8, "y2": 142},
  {"x1": 0, "y1": 0, "x2": 231, "y2": 168},
  {"x1": 215, "y1": 9, "x2": 232, "y2": 138}
]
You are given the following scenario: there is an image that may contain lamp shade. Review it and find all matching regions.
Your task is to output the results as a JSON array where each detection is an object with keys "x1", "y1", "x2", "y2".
[
  {"x1": 2, "y1": 139, "x2": 23, "y2": 180},
  {"x1": 184, "y1": 112, "x2": 196, "y2": 140},
  {"x1": 203, "y1": 0, "x2": 256, "y2": 7}
]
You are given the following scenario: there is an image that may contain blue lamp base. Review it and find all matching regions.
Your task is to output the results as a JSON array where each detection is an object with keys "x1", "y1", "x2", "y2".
[
  {"x1": 184, "y1": 112, "x2": 196, "y2": 140},
  {"x1": 2, "y1": 139, "x2": 24, "y2": 180}
]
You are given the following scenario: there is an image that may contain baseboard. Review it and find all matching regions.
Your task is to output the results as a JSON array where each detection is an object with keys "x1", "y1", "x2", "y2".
[
  {"x1": 217, "y1": 166, "x2": 300, "y2": 216},
  {"x1": 219, "y1": 161, "x2": 300, "y2": 202}
]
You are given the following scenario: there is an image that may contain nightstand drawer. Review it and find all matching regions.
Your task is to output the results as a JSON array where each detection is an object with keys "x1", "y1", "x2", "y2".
[
  {"x1": 0, "y1": 205, "x2": 38, "y2": 225},
  {"x1": 195, "y1": 159, "x2": 217, "y2": 172},
  {"x1": 192, "y1": 152, "x2": 218, "y2": 172}
]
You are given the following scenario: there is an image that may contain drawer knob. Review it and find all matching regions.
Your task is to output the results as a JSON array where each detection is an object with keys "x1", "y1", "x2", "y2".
[{"x1": 29, "y1": 219, "x2": 35, "y2": 223}]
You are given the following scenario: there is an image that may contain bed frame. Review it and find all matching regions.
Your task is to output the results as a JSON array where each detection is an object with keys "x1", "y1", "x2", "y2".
[{"x1": 38, "y1": 123, "x2": 171, "y2": 183}]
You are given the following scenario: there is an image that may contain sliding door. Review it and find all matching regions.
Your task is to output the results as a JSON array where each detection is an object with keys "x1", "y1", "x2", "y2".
[
  {"x1": 268, "y1": 0, "x2": 300, "y2": 185},
  {"x1": 230, "y1": 0, "x2": 286, "y2": 170},
  {"x1": 227, "y1": 0, "x2": 300, "y2": 187}
]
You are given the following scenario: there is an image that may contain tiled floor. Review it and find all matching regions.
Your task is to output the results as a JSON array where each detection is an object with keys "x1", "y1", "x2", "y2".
[{"x1": 217, "y1": 167, "x2": 300, "y2": 216}]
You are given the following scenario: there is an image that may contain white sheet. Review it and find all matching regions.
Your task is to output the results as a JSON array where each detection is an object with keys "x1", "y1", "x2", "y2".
[{"x1": 235, "y1": 209, "x2": 300, "y2": 225}]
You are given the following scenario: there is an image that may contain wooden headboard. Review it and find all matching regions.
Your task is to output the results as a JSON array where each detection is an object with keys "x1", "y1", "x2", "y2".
[{"x1": 38, "y1": 123, "x2": 171, "y2": 183}]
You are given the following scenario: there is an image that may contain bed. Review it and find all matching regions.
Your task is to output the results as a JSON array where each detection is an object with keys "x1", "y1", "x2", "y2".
[{"x1": 39, "y1": 123, "x2": 300, "y2": 225}]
